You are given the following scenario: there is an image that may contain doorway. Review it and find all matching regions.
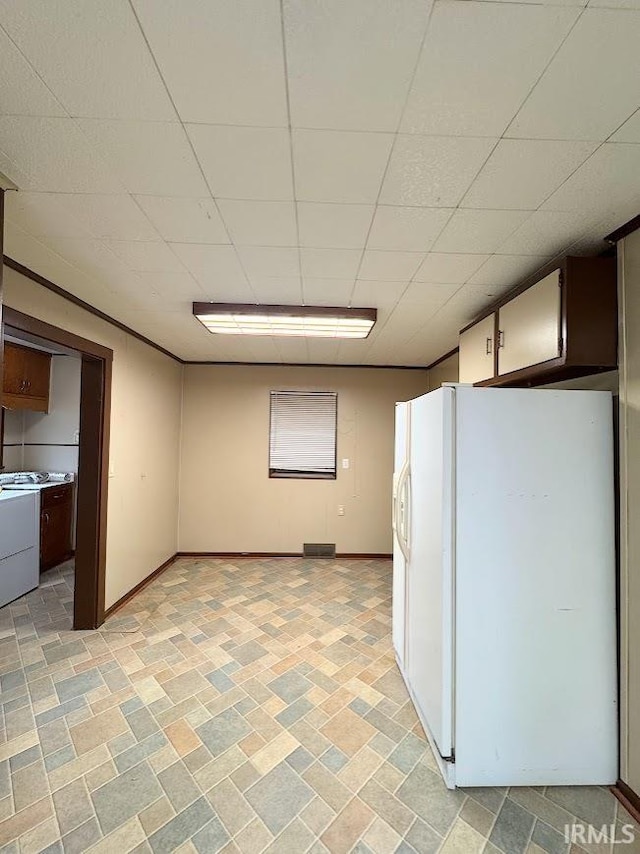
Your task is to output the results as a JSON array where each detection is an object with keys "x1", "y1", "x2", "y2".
[{"x1": 2, "y1": 306, "x2": 112, "y2": 629}]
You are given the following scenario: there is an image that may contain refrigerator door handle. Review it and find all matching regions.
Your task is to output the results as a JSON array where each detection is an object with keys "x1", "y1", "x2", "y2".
[
  {"x1": 393, "y1": 468, "x2": 403, "y2": 539},
  {"x1": 403, "y1": 467, "x2": 411, "y2": 557},
  {"x1": 392, "y1": 473, "x2": 399, "y2": 534},
  {"x1": 396, "y1": 463, "x2": 411, "y2": 562}
]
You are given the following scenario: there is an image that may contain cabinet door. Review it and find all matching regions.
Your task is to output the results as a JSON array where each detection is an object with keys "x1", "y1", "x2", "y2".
[
  {"x1": 41, "y1": 500, "x2": 73, "y2": 570},
  {"x1": 22, "y1": 348, "x2": 51, "y2": 399},
  {"x1": 459, "y1": 314, "x2": 495, "y2": 383},
  {"x1": 498, "y1": 270, "x2": 561, "y2": 376},
  {"x1": 3, "y1": 344, "x2": 26, "y2": 395}
]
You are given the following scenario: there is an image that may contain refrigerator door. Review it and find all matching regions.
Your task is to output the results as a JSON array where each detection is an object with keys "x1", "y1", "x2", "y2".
[
  {"x1": 453, "y1": 386, "x2": 617, "y2": 786},
  {"x1": 392, "y1": 402, "x2": 410, "y2": 666},
  {"x1": 406, "y1": 387, "x2": 455, "y2": 759}
]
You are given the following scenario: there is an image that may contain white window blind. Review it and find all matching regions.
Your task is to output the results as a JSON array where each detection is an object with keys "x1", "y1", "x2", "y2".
[{"x1": 269, "y1": 391, "x2": 337, "y2": 478}]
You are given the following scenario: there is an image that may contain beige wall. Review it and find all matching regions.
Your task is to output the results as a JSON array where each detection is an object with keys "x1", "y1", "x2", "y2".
[
  {"x1": 428, "y1": 352, "x2": 459, "y2": 389},
  {"x1": 3, "y1": 267, "x2": 183, "y2": 609},
  {"x1": 18, "y1": 354, "x2": 82, "y2": 474},
  {"x1": 618, "y1": 231, "x2": 640, "y2": 793},
  {"x1": 541, "y1": 370, "x2": 619, "y2": 393},
  {"x1": 3, "y1": 408, "x2": 23, "y2": 469},
  {"x1": 178, "y1": 365, "x2": 429, "y2": 554}
]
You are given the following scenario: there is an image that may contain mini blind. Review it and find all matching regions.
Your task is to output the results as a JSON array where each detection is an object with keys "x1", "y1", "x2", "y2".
[{"x1": 269, "y1": 391, "x2": 337, "y2": 479}]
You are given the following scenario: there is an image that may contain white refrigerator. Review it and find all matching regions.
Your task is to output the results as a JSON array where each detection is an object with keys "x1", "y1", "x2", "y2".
[{"x1": 392, "y1": 384, "x2": 617, "y2": 789}]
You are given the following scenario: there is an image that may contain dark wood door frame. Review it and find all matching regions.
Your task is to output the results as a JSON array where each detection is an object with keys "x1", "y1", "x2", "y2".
[{"x1": 2, "y1": 306, "x2": 112, "y2": 629}]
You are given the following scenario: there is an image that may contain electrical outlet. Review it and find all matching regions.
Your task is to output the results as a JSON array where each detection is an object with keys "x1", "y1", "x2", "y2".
[
  {"x1": 342, "y1": 458, "x2": 350, "y2": 469},
  {"x1": 338, "y1": 505, "x2": 345, "y2": 516}
]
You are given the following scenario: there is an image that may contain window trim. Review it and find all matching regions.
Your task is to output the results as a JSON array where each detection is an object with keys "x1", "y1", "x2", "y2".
[{"x1": 268, "y1": 390, "x2": 338, "y2": 481}]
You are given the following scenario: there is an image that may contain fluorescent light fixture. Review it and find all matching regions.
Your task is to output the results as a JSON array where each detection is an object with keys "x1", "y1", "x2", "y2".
[{"x1": 193, "y1": 303, "x2": 377, "y2": 339}]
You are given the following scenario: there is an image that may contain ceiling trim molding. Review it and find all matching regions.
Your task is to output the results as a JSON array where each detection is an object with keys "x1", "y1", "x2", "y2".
[
  {"x1": 426, "y1": 347, "x2": 459, "y2": 371},
  {"x1": 3, "y1": 256, "x2": 185, "y2": 364},
  {"x1": 3, "y1": 306, "x2": 113, "y2": 362},
  {"x1": 2, "y1": 257, "x2": 438, "y2": 371},
  {"x1": 185, "y1": 361, "x2": 429, "y2": 370},
  {"x1": 605, "y1": 214, "x2": 640, "y2": 244}
]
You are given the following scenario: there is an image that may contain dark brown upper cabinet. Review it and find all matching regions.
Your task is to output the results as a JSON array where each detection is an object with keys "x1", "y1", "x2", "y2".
[
  {"x1": 458, "y1": 256, "x2": 617, "y2": 387},
  {"x1": 3, "y1": 342, "x2": 51, "y2": 412}
]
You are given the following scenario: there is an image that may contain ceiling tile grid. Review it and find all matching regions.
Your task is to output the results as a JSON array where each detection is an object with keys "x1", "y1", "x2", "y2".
[
  {"x1": 292, "y1": 129, "x2": 394, "y2": 204},
  {"x1": 187, "y1": 125, "x2": 294, "y2": 201},
  {"x1": 217, "y1": 200, "x2": 297, "y2": 247},
  {"x1": 380, "y1": 135, "x2": 498, "y2": 207},
  {"x1": 0, "y1": 0, "x2": 176, "y2": 121},
  {"x1": 400, "y1": 2, "x2": 583, "y2": 137},
  {"x1": 0, "y1": 0, "x2": 639, "y2": 365},
  {"x1": 506, "y1": 8, "x2": 640, "y2": 142},
  {"x1": 297, "y1": 202, "x2": 374, "y2": 250},
  {"x1": 134, "y1": 197, "x2": 229, "y2": 245},
  {"x1": 75, "y1": 119, "x2": 209, "y2": 197},
  {"x1": 283, "y1": 0, "x2": 431, "y2": 132},
  {"x1": 131, "y1": 0, "x2": 288, "y2": 127}
]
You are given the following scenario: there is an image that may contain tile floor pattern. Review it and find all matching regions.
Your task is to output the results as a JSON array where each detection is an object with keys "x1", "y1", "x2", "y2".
[{"x1": 0, "y1": 557, "x2": 637, "y2": 854}]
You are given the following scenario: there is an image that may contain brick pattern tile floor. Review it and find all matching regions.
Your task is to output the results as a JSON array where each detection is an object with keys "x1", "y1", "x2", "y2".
[{"x1": 0, "y1": 557, "x2": 635, "y2": 853}]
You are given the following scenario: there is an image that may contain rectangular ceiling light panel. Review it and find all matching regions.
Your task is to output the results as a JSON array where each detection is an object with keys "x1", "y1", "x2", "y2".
[{"x1": 193, "y1": 302, "x2": 377, "y2": 339}]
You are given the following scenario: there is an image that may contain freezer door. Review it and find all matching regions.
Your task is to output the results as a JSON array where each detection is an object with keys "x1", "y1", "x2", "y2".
[
  {"x1": 393, "y1": 402, "x2": 410, "y2": 666},
  {"x1": 406, "y1": 387, "x2": 455, "y2": 759}
]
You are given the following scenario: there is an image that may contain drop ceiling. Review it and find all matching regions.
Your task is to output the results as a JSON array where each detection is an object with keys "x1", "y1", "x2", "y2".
[{"x1": 0, "y1": 0, "x2": 639, "y2": 366}]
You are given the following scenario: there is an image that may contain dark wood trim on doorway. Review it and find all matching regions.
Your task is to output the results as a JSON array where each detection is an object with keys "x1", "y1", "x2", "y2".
[
  {"x1": 612, "y1": 779, "x2": 640, "y2": 824},
  {"x1": 78, "y1": 356, "x2": 110, "y2": 625},
  {"x1": 2, "y1": 306, "x2": 113, "y2": 630},
  {"x1": 0, "y1": 192, "x2": 5, "y2": 470},
  {"x1": 3, "y1": 305, "x2": 112, "y2": 361}
]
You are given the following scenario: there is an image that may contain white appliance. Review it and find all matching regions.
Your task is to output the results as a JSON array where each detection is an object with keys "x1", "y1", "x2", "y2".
[
  {"x1": 0, "y1": 491, "x2": 39, "y2": 608},
  {"x1": 392, "y1": 384, "x2": 617, "y2": 789}
]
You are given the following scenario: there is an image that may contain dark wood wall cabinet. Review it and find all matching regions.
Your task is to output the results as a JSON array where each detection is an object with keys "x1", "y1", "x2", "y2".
[
  {"x1": 3, "y1": 342, "x2": 51, "y2": 412},
  {"x1": 40, "y1": 483, "x2": 74, "y2": 571},
  {"x1": 458, "y1": 256, "x2": 617, "y2": 387}
]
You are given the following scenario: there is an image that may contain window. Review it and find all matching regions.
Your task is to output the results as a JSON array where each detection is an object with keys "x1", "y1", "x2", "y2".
[{"x1": 269, "y1": 391, "x2": 337, "y2": 479}]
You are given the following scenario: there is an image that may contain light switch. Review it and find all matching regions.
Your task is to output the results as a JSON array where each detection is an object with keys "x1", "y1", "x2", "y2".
[{"x1": 342, "y1": 458, "x2": 350, "y2": 469}]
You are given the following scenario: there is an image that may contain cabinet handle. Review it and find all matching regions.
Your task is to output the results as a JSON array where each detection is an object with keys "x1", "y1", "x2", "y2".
[
  {"x1": 485, "y1": 337, "x2": 492, "y2": 355},
  {"x1": 43, "y1": 512, "x2": 49, "y2": 525},
  {"x1": 497, "y1": 330, "x2": 505, "y2": 349}
]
